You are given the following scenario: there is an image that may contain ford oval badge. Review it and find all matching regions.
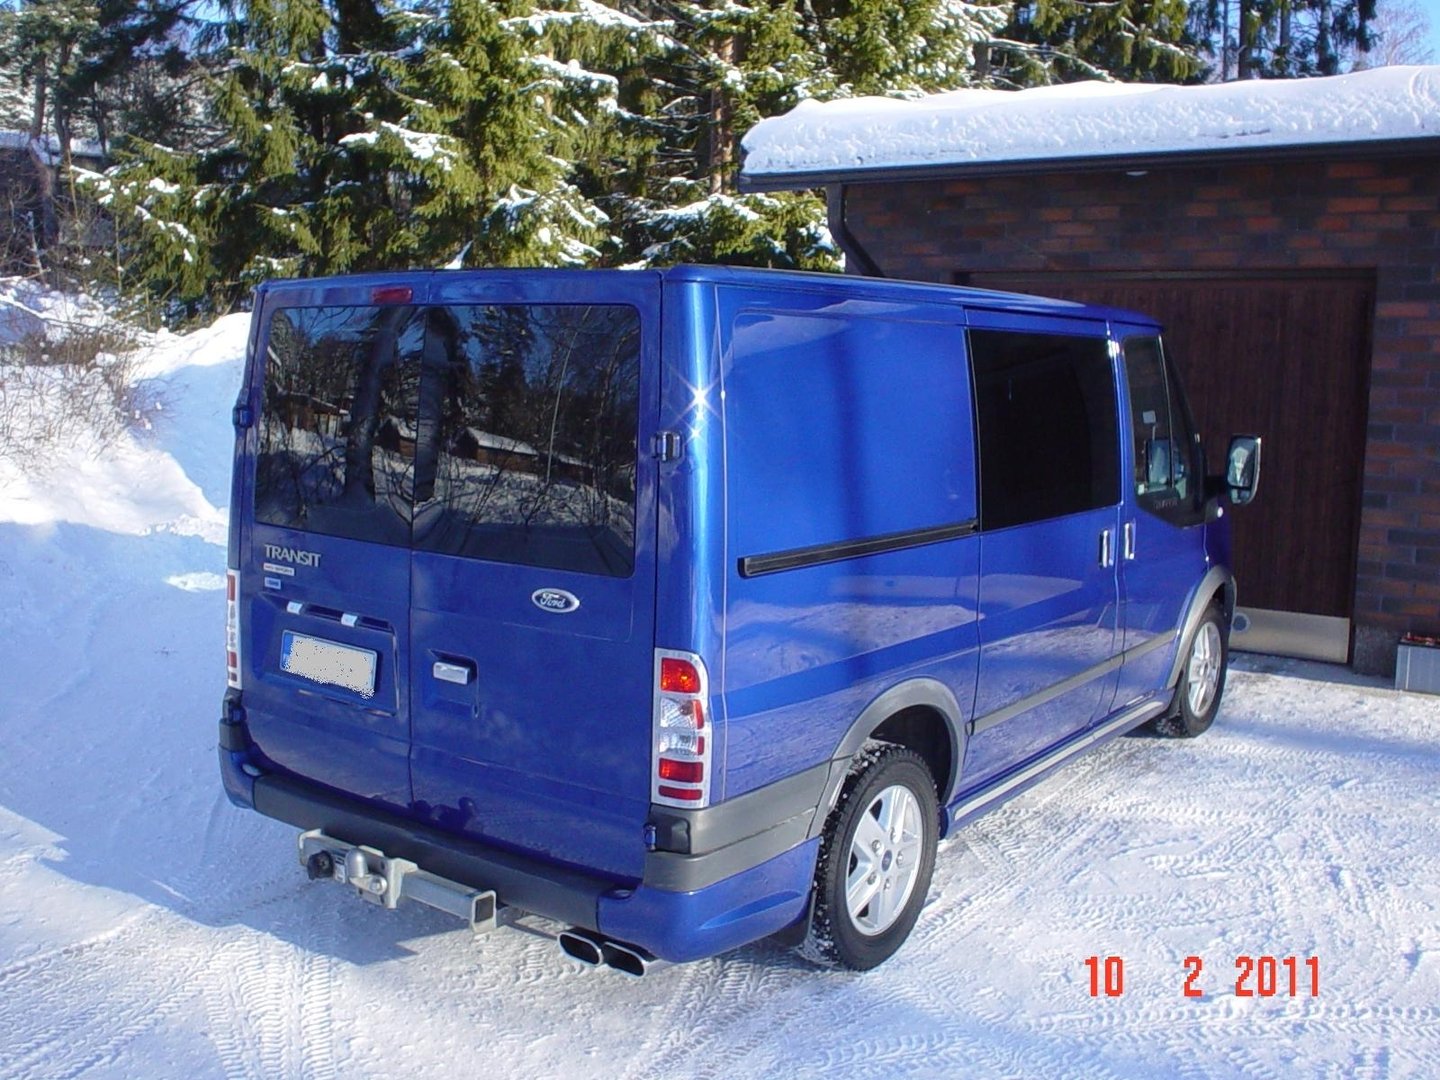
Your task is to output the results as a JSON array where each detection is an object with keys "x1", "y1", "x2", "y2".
[{"x1": 531, "y1": 588, "x2": 581, "y2": 614}]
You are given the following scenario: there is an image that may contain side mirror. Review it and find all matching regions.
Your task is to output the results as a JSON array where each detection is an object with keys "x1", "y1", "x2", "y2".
[{"x1": 1226, "y1": 435, "x2": 1262, "y2": 506}]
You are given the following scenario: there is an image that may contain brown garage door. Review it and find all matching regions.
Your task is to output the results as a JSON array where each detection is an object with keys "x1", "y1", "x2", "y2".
[{"x1": 964, "y1": 272, "x2": 1374, "y2": 644}]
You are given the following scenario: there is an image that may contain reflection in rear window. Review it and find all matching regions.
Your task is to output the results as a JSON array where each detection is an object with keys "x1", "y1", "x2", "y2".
[
  {"x1": 255, "y1": 306, "x2": 420, "y2": 546},
  {"x1": 253, "y1": 303, "x2": 640, "y2": 576},
  {"x1": 412, "y1": 305, "x2": 640, "y2": 577}
]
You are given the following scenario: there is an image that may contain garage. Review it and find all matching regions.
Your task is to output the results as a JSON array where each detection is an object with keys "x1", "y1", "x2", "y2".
[{"x1": 740, "y1": 69, "x2": 1440, "y2": 674}]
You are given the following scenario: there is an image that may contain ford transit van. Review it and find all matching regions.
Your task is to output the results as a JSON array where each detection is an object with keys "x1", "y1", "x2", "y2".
[{"x1": 219, "y1": 266, "x2": 1260, "y2": 971}]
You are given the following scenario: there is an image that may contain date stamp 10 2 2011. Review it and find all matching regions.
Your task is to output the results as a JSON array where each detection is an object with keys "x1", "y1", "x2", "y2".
[{"x1": 1083, "y1": 955, "x2": 1320, "y2": 999}]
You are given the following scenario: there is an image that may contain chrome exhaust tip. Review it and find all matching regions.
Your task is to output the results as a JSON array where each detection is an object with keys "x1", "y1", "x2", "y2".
[
  {"x1": 557, "y1": 929, "x2": 662, "y2": 977},
  {"x1": 599, "y1": 940, "x2": 659, "y2": 978},
  {"x1": 558, "y1": 929, "x2": 605, "y2": 968}
]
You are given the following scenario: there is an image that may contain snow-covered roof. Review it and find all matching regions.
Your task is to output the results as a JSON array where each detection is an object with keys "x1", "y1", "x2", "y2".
[
  {"x1": 465, "y1": 428, "x2": 538, "y2": 456},
  {"x1": 740, "y1": 66, "x2": 1440, "y2": 188},
  {"x1": 0, "y1": 131, "x2": 106, "y2": 165}
]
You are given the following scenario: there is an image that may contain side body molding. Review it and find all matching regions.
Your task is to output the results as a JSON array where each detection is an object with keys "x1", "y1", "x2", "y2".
[{"x1": 808, "y1": 678, "x2": 968, "y2": 841}]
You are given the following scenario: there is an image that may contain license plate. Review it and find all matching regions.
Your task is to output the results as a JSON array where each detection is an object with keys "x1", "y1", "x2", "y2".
[{"x1": 280, "y1": 631, "x2": 377, "y2": 698}]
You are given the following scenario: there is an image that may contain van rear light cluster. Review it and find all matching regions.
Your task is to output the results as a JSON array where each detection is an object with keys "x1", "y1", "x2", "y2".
[
  {"x1": 226, "y1": 568, "x2": 243, "y2": 690},
  {"x1": 653, "y1": 650, "x2": 712, "y2": 807}
]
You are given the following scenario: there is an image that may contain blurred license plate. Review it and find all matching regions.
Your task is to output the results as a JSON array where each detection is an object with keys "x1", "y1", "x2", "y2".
[{"x1": 280, "y1": 631, "x2": 377, "y2": 698}]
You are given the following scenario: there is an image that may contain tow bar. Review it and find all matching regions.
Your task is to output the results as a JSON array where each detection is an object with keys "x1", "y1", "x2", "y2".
[{"x1": 297, "y1": 829, "x2": 499, "y2": 934}]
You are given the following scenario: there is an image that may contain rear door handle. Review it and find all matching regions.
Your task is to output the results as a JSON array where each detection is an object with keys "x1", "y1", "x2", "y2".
[{"x1": 432, "y1": 660, "x2": 474, "y2": 686}]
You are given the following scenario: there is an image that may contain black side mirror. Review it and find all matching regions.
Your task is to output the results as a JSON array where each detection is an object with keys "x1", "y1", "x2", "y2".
[{"x1": 1226, "y1": 435, "x2": 1262, "y2": 506}]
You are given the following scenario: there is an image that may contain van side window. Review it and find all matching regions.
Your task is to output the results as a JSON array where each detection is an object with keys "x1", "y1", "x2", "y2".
[
  {"x1": 411, "y1": 304, "x2": 641, "y2": 577},
  {"x1": 1123, "y1": 336, "x2": 1204, "y2": 526},
  {"x1": 255, "y1": 306, "x2": 421, "y2": 546},
  {"x1": 969, "y1": 329, "x2": 1119, "y2": 530}
]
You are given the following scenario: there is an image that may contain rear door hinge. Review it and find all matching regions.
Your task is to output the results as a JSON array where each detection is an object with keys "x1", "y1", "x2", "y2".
[
  {"x1": 232, "y1": 401, "x2": 254, "y2": 429},
  {"x1": 652, "y1": 430, "x2": 682, "y2": 463}
]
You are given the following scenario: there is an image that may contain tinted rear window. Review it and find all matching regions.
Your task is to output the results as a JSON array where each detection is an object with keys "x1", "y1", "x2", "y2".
[
  {"x1": 411, "y1": 305, "x2": 640, "y2": 577},
  {"x1": 254, "y1": 303, "x2": 641, "y2": 576},
  {"x1": 255, "y1": 306, "x2": 420, "y2": 546}
]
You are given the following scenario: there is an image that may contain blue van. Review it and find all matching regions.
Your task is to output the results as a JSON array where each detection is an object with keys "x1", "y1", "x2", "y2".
[{"x1": 219, "y1": 266, "x2": 1260, "y2": 972}]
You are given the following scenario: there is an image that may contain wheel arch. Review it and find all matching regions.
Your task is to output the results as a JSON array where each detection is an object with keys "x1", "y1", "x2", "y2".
[
  {"x1": 808, "y1": 678, "x2": 966, "y2": 841},
  {"x1": 1166, "y1": 565, "x2": 1236, "y2": 691}
]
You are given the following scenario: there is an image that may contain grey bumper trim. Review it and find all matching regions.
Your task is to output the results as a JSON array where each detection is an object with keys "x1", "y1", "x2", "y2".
[
  {"x1": 643, "y1": 763, "x2": 832, "y2": 892},
  {"x1": 649, "y1": 762, "x2": 831, "y2": 854},
  {"x1": 643, "y1": 816, "x2": 816, "y2": 892}
]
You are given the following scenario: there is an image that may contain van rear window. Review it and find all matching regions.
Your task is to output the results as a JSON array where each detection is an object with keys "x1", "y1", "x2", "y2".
[
  {"x1": 411, "y1": 305, "x2": 640, "y2": 577},
  {"x1": 253, "y1": 303, "x2": 640, "y2": 577},
  {"x1": 256, "y1": 306, "x2": 421, "y2": 546}
]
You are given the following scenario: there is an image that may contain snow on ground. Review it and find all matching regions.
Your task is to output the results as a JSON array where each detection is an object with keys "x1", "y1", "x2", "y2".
[
  {"x1": 2, "y1": 302, "x2": 1439, "y2": 1079},
  {"x1": 741, "y1": 66, "x2": 1440, "y2": 181},
  {"x1": 0, "y1": 277, "x2": 117, "y2": 345}
]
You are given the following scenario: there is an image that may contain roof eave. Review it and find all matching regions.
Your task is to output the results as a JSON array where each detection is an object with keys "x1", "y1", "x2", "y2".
[{"x1": 738, "y1": 135, "x2": 1440, "y2": 193}]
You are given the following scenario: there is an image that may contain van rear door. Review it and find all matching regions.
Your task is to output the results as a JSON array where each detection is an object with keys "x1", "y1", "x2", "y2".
[
  {"x1": 406, "y1": 274, "x2": 660, "y2": 881},
  {"x1": 242, "y1": 284, "x2": 423, "y2": 811}
]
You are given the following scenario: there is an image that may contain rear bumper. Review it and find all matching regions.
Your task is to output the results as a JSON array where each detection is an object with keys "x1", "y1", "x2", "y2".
[{"x1": 219, "y1": 742, "x2": 818, "y2": 963}]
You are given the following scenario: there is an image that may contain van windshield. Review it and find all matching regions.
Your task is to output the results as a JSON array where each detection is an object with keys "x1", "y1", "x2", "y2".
[{"x1": 254, "y1": 303, "x2": 641, "y2": 577}]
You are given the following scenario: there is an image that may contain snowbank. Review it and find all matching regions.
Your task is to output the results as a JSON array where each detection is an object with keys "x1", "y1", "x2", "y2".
[{"x1": 0, "y1": 282, "x2": 245, "y2": 540}]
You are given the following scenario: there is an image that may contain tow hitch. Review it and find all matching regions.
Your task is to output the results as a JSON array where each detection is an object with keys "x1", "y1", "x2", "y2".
[{"x1": 297, "y1": 829, "x2": 499, "y2": 934}]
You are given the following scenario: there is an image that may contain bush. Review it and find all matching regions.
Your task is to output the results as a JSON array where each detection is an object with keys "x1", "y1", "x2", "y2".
[{"x1": 0, "y1": 319, "x2": 157, "y2": 463}]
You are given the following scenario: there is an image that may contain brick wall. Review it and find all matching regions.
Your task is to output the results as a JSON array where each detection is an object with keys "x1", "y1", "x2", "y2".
[{"x1": 843, "y1": 155, "x2": 1440, "y2": 674}]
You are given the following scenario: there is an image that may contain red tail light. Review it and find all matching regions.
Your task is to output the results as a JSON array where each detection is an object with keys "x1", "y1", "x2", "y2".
[
  {"x1": 371, "y1": 285, "x2": 413, "y2": 304},
  {"x1": 658, "y1": 758, "x2": 704, "y2": 783},
  {"x1": 226, "y1": 567, "x2": 242, "y2": 690},
  {"x1": 652, "y1": 649, "x2": 712, "y2": 808},
  {"x1": 660, "y1": 657, "x2": 701, "y2": 695}
]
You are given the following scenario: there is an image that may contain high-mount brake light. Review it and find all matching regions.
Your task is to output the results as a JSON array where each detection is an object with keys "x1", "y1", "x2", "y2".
[
  {"x1": 652, "y1": 649, "x2": 712, "y2": 808},
  {"x1": 226, "y1": 567, "x2": 242, "y2": 689},
  {"x1": 371, "y1": 286, "x2": 413, "y2": 304}
]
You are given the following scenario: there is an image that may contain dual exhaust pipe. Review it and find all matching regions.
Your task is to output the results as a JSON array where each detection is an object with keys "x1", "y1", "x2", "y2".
[{"x1": 558, "y1": 928, "x2": 661, "y2": 978}]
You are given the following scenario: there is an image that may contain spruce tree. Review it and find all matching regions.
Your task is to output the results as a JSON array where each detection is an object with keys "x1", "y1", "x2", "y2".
[
  {"x1": 87, "y1": 0, "x2": 643, "y2": 312},
  {"x1": 71, "y1": 0, "x2": 1224, "y2": 316},
  {"x1": 1187, "y1": 0, "x2": 1377, "y2": 77},
  {"x1": 997, "y1": 0, "x2": 1202, "y2": 84},
  {"x1": 599, "y1": 0, "x2": 838, "y2": 269}
]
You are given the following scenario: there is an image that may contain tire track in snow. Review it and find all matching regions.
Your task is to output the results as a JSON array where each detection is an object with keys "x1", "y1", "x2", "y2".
[
  {"x1": 610, "y1": 951, "x2": 721, "y2": 1080},
  {"x1": 634, "y1": 955, "x2": 825, "y2": 1079},
  {"x1": 191, "y1": 888, "x2": 339, "y2": 1080},
  {"x1": 0, "y1": 908, "x2": 207, "y2": 1078},
  {"x1": 0, "y1": 824, "x2": 339, "y2": 1080}
]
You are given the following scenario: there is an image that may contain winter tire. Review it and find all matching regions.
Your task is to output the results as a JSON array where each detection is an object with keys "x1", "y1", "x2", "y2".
[
  {"x1": 800, "y1": 745, "x2": 939, "y2": 971},
  {"x1": 1153, "y1": 604, "x2": 1228, "y2": 738}
]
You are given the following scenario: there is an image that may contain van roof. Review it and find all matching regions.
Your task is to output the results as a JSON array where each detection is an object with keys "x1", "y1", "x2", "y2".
[{"x1": 254, "y1": 265, "x2": 1159, "y2": 329}]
